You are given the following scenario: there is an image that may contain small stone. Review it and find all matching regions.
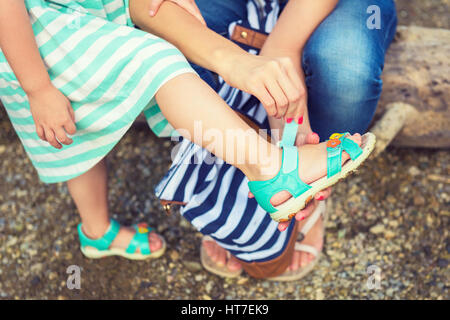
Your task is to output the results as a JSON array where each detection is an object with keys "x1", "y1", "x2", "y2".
[
  {"x1": 170, "y1": 250, "x2": 180, "y2": 261},
  {"x1": 48, "y1": 272, "x2": 58, "y2": 281},
  {"x1": 30, "y1": 263, "x2": 43, "y2": 274},
  {"x1": 194, "y1": 275, "x2": 203, "y2": 282},
  {"x1": 408, "y1": 166, "x2": 421, "y2": 176},
  {"x1": 30, "y1": 276, "x2": 40, "y2": 286},
  {"x1": 237, "y1": 277, "x2": 248, "y2": 285},
  {"x1": 316, "y1": 289, "x2": 325, "y2": 300},
  {"x1": 370, "y1": 224, "x2": 385, "y2": 234},
  {"x1": 413, "y1": 195, "x2": 425, "y2": 206},
  {"x1": 437, "y1": 259, "x2": 448, "y2": 268},
  {"x1": 285, "y1": 285, "x2": 295, "y2": 294},
  {"x1": 202, "y1": 294, "x2": 212, "y2": 300},
  {"x1": 183, "y1": 261, "x2": 202, "y2": 272},
  {"x1": 0, "y1": 145, "x2": 5, "y2": 154},
  {"x1": 384, "y1": 230, "x2": 396, "y2": 240}
]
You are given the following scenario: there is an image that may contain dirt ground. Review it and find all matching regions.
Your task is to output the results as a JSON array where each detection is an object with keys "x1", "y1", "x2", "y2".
[{"x1": 0, "y1": 0, "x2": 448, "y2": 300}]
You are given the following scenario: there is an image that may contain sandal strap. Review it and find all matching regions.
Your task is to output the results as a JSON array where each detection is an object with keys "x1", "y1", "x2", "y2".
[
  {"x1": 295, "y1": 243, "x2": 319, "y2": 257},
  {"x1": 248, "y1": 146, "x2": 311, "y2": 213},
  {"x1": 77, "y1": 219, "x2": 120, "y2": 251},
  {"x1": 300, "y1": 200, "x2": 326, "y2": 235},
  {"x1": 326, "y1": 132, "x2": 363, "y2": 178},
  {"x1": 125, "y1": 224, "x2": 153, "y2": 255},
  {"x1": 278, "y1": 121, "x2": 299, "y2": 148}
]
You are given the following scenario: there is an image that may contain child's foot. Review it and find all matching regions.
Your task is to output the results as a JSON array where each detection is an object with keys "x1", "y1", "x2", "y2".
[
  {"x1": 109, "y1": 226, "x2": 163, "y2": 253},
  {"x1": 81, "y1": 222, "x2": 163, "y2": 253},
  {"x1": 247, "y1": 133, "x2": 362, "y2": 207}
]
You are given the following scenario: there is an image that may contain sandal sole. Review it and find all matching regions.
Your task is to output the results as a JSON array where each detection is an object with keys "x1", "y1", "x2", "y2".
[{"x1": 80, "y1": 238, "x2": 167, "y2": 260}]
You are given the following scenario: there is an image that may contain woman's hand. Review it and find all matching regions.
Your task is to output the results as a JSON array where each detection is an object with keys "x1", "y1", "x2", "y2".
[
  {"x1": 148, "y1": 0, "x2": 206, "y2": 25},
  {"x1": 220, "y1": 53, "x2": 305, "y2": 121},
  {"x1": 27, "y1": 83, "x2": 76, "y2": 149}
]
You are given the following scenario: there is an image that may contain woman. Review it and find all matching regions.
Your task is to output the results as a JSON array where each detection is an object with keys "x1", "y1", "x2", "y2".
[{"x1": 137, "y1": 0, "x2": 397, "y2": 279}]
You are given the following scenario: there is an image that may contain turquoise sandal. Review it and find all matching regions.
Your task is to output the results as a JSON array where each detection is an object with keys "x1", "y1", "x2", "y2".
[
  {"x1": 248, "y1": 121, "x2": 376, "y2": 222},
  {"x1": 78, "y1": 219, "x2": 166, "y2": 260}
]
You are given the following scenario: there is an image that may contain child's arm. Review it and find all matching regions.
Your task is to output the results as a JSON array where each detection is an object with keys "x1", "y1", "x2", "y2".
[{"x1": 0, "y1": 0, "x2": 76, "y2": 149}]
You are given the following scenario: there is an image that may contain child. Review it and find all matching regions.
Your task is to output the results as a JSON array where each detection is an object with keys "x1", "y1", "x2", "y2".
[{"x1": 0, "y1": 0, "x2": 374, "y2": 260}]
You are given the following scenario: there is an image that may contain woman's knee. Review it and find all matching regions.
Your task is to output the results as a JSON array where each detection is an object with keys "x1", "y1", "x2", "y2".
[{"x1": 303, "y1": 25, "x2": 386, "y2": 136}]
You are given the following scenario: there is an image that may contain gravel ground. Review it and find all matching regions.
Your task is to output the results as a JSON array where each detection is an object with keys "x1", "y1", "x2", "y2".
[{"x1": 0, "y1": 0, "x2": 449, "y2": 300}]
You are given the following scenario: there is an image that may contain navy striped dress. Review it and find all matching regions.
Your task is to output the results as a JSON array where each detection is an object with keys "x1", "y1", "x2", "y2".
[{"x1": 155, "y1": 0, "x2": 296, "y2": 263}]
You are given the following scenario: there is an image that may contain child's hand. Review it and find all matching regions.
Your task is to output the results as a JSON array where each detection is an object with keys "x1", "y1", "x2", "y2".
[
  {"x1": 27, "y1": 84, "x2": 76, "y2": 149},
  {"x1": 148, "y1": 0, "x2": 206, "y2": 25}
]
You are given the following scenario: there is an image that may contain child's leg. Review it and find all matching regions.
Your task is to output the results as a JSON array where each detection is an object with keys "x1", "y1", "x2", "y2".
[
  {"x1": 67, "y1": 159, "x2": 162, "y2": 252},
  {"x1": 155, "y1": 74, "x2": 362, "y2": 187}
]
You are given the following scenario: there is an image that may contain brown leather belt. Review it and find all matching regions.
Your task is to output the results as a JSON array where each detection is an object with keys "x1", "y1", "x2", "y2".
[{"x1": 231, "y1": 25, "x2": 268, "y2": 50}]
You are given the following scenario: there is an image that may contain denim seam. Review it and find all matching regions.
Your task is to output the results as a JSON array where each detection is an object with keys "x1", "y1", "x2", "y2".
[{"x1": 382, "y1": 8, "x2": 397, "y2": 50}]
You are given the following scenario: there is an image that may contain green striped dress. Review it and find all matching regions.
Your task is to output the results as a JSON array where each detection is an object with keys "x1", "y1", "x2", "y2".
[{"x1": 0, "y1": 0, "x2": 195, "y2": 183}]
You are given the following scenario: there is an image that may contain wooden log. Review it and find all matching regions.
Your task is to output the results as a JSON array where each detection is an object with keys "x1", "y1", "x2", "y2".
[{"x1": 376, "y1": 26, "x2": 450, "y2": 149}]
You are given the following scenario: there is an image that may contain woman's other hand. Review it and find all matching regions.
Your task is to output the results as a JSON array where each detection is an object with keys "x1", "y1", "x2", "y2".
[
  {"x1": 148, "y1": 0, "x2": 206, "y2": 25},
  {"x1": 220, "y1": 53, "x2": 305, "y2": 122}
]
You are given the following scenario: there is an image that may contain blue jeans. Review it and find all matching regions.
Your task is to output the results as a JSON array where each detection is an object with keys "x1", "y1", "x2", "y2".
[{"x1": 193, "y1": 0, "x2": 397, "y2": 140}]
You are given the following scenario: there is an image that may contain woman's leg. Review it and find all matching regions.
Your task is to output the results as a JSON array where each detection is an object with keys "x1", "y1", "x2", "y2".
[
  {"x1": 67, "y1": 159, "x2": 162, "y2": 252},
  {"x1": 295, "y1": 0, "x2": 397, "y2": 265},
  {"x1": 304, "y1": 0, "x2": 398, "y2": 140}
]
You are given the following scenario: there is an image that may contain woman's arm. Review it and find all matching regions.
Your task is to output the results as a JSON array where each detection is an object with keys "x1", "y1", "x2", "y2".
[
  {"x1": 130, "y1": 0, "x2": 305, "y2": 121},
  {"x1": 0, "y1": 0, "x2": 76, "y2": 148},
  {"x1": 264, "y1": 0, "x2": 338, "y2": 55}
]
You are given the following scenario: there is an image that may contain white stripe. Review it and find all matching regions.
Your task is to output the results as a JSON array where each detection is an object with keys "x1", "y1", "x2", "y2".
[
  {"x1": 1, "y1": 94, "x2": 27, "y2": 105},
  {"x1": 211, "y1": 179, "x2": 249, "y2": 239},
  {"x1": 51, "y1": 27, "x2": 135, "y2": 89},
  {"x1": 235, "y1": 228, "x2": 288, "y2": 261},
  {"x1": 37, "y1": 155, "x2": 105, "y2": 177},
  {"x1": 28, "y1": 126, "x2": 129, "y2": 163},
  {"x1": 234, "y1": 206, "x2": 270, "y2": 244},
  {"x1": 39, "y1": 17, "x2": 108, "y2": 66},
  {"x1": 74, "y1": 54, "x2": 188, "y2": 133},
  {"x1": 190, "y1": 168, "x2": 236, "y2": 230}
]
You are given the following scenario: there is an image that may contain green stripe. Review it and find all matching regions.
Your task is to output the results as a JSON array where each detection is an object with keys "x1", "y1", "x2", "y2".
[
  {"x1": 151, "y1": 118, "x2": 170, "y2": 137},
  {"x1": 44, "y1": 23, "x2": 121, "y2": 79},
  {"x1": 107, "y1": 7, "x2": 126, "y2": 22},
  {"x1": 33, "y1": 142, "x2": 116, "y2": 168},
  {"x1": 143, "y1": 104, "x2": 161, "y2": 118},
  {"x1": 76, "y1": 48, "x2": 180, "y2": 129},
  {"x1": 58, "y1": 31, "x2": 135, "y2": 96},
  {"x1": 38, "y1": 14, "x2": 98, "y2": 58},
  {"x1": 69, "y1": 39, "x2": 165, "y2": 111},
  {"x1": 31, "y1": 11, "x2": 59, "y2": 38}
]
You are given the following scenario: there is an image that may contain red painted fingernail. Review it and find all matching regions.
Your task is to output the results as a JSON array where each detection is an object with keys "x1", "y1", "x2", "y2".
[
  {"x1": 317, "y1": 195, "x2": 324, "y2": 201},
  {"x1": 286, "y1": 118, "x2": 293, "y2": 123},
  {"x1": 297, "y1": 116, "x2": 303, "y2": 124}
]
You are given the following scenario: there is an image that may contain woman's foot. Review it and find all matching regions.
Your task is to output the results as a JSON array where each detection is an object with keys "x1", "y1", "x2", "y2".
[
  {"x1": 202, "y1": 238, "x2": 243, "y2": 273},
  {"x1": 200, "y1": 203, "x2": 323, "y2": 274}
]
